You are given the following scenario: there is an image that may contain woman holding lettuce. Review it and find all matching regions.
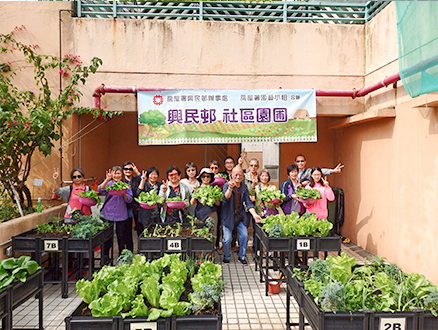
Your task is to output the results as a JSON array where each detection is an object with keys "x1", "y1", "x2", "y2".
[
  {"x1": 190, "y1": 168, "x2": 220, "y2": 239},
  {"x1": 159, "y1": 165, "x2": 191, "y2": 224},
  {"x1": 303, "y1": 167, "x2": 334, "y2": 219},
  {"x1": 135, "y1": 167, "x2": 163, "y2": 230},
  {"x1": 98, "y1": 166, "x2": 133, "y2": 260},
  {"x1": 52, "y1": 167, "x2": 93, "y2": 223},
  {"x1": 249, "y1": 169, "x2": 282, "y2": 218}
]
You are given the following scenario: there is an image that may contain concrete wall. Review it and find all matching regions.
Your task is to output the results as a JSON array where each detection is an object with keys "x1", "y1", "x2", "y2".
[
  {"x1": 336, "y1": 3, "x2": 438, "y2": 284},
  {"x1": 2, "y1": 2, "x2": 438, "y2": 284}
]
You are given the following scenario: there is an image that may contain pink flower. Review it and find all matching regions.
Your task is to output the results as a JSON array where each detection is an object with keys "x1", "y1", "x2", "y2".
[
  {"x1": 74, "y1": 92, "x2": 78, "y2": 96},
  {"x1": 59, "y1": 70, "x2": 64, "y2": 74},
  {"x1": 104, "y1": 105, "x2": 107, "y2": 109},
  {"x1": 2, "y1": 99, "x2": 5, "y2": 103},
  {"x1": 25, "y1": 122, "x2": 29, "y2": 127},
  {"x1": 69, "y1": 90, "x2": 73, "y2": 93},
  {"x1": 13, "y1": 120, "x2": 18, "y2": 124}
]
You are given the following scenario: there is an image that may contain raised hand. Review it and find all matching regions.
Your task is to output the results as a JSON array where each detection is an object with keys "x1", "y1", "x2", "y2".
[
  {"x1": 52, "y1": 167, "x2": 60, "y2": 180},
  {"x1": 141, "y1": 170, "x2": 147, "y2": 182},
  {"x1": 322, "y1": 176, "x2": 330, "y2": 187},
  {"x1": 332, "y1": 163, "x2": 344, "y2": 174},
  {"x1": 161, "y1": 180, "x2": 168, "y2": 192},
  {"x1": 105, "y1": 169, "x2": 113, "y2": 181}
]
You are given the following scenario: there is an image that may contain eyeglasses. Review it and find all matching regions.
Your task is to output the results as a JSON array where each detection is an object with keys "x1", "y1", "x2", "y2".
[
  {"x1": 123, "y1": 167, "x2": 133, "y2": 171},
  {"x1": 168, "y1": 173, "x2": 179, "y2": 178},
  {"x1": 250, "y1": 164, "x2": 259, "y2": 167},
  {"x1": 296, "y1": 160, "x2": 305, "y2": 163},
  {"x1": 224, "y1": 161, "x2": 234, "y2": 165},
  {"x1": 210, "y1": 166, "x2": 219, "y2": 170},
  {"x1": 72, "y1": 175, "x2": 82, "y2": 179},
  {"x1": 201, "y1": 175, "x2": 210, "y2": 179},
  {"x1": 187, "y1": 168, "x2": 196, "y2": 172}
]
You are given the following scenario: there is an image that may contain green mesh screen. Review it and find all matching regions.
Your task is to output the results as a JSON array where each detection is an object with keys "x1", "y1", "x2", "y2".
[{"x1": 396, "y1": 2, "x2": 438, "y2": 98}]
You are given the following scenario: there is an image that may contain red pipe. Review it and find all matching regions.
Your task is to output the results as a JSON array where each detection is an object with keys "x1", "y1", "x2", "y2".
[
  {"x1": 92, "y1": 73, "x2": 402, "y2": 109},
  {"x1": 316, "y1": 72, "x2": 400, "y2": 99}
]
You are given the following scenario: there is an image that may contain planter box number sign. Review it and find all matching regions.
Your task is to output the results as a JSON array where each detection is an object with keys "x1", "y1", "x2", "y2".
[
  {"x1": 167, "y1": 240, "x2": 181, "y2": 251},
  {"x1": 296, "y1": 239, "x2": 310, "y2": 250},
  {"x1": 130, "y1": 322, "x2": 157, "y2": 330},
  {"x1": 380, "y1": 318, "x2": 406, "y2": 330},
  {"x1": 44, "y1": 240, "x2": 59, "y2": 251}
]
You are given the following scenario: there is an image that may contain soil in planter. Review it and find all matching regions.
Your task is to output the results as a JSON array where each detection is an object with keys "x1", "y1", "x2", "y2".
[
  {"x1": 144, "y1": 226, "x2": 212, "y2": 240},
  {"x1": 26, "y1": 231, "x2": 71, "y2": 238},
  {"x1": 145, "y1": 227, "x2": 194, "y2": 238}
]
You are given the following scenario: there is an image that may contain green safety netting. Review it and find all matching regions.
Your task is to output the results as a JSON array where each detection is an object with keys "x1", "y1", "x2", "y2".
[{"x1": 396, "y1": 2, "x2": 438, "y2": 98}]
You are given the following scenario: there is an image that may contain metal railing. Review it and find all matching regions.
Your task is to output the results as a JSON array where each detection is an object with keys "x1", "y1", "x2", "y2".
[{"x1": 74, "y1": 1, "x2": 390, "y2": 24}]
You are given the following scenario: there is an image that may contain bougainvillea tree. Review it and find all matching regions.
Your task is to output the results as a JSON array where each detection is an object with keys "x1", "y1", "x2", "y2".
[{"x1": 0, "y1": 26, "x2": 117, "y2": 209}]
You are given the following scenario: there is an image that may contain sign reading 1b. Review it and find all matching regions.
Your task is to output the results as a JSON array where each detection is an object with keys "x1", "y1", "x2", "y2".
[{"x1": 137, "y1": 89, "x2": 316, "y2": 145}]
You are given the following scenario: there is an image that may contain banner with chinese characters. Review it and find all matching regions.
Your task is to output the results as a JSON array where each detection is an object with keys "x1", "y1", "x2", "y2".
[{"x1": 137, "y1": 89, "x2": 316, "y2": 145}]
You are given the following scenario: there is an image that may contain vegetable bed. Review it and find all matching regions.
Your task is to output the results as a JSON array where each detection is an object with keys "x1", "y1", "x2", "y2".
[
  {"x1": 12, "y1": 220, "x2": 114, "y2": 298},
  {"x1": 66, "y1": 254, "x2": 223, "y2": 330},
  {"x1": 286, "y1": 254, "x2": 438, "y2": 330},
  {"x1": 138, "y1": 221, "x2": 215, "y2": 258},
  {"x1": 254, "y1": 213, "x2": 341, "y2": 296},
  {"x1": 0, "y1": 268, "x2": 44, "y2": 330}
]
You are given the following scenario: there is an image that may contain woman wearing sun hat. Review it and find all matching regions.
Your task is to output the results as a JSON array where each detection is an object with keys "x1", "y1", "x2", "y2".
[{"x1": 190, "y1": 168, "x2": 221, "y2": 238}]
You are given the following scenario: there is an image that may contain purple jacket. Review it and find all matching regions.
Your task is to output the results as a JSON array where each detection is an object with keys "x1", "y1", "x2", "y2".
[{"x1": 98, "y1": 180, "x2": 133, "y2": 221}]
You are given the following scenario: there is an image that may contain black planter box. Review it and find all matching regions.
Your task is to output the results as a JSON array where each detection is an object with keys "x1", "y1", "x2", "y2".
[
  {"x1": 66, "y1": 301, "x2": 222, "y2": 330},
  {"x1": 1, "y1": 270, "x2": 44, "y2": 330},
  {"x1": 12, "y1": 223, "x2": 114, "y2": 298},
  {"x1": 254, "y1": 224, "x2": 341, "y2": 296},
  {"x1": 285, "y1": 266, "x2": 438, "y2": 330},
  {"x1": 138, "y1": 224, "x2": 214, "y2": 258}
]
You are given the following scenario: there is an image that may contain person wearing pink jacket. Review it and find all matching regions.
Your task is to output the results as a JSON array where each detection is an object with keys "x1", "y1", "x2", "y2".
[{"x1": 304, "y1": 167, "x2": 335, "y2": 219}]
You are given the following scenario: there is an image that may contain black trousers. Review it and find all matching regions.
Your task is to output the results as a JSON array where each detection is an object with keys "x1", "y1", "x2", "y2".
[{"x1": 104, "y1": 219, "x2": 133, "y2": 258}]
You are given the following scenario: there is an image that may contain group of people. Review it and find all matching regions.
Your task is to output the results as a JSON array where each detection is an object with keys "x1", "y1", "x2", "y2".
[{"x1": 52, "y1": 153, "x2": 343, "y2": 265}]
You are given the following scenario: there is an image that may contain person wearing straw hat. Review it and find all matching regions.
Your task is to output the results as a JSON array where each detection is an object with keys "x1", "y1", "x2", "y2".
[{"x1": 190, "y1": 168, "x2": 221, "y2": 239}]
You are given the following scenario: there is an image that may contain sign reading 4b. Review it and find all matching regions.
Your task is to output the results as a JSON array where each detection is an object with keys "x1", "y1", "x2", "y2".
[
  {"x1": 167, "y1": 240, "x2": 182, "y2": 251},
  {"x1": 379, "y1": 318, "x2": 406, "y2": 330}
]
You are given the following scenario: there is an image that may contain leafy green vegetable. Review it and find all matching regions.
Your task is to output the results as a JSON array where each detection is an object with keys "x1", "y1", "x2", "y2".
[
  {"x1": 293, "y1": 254, "x2": 438, "y2": 315},
  {"x1": 105, "y1": 181, "x2": 130, "y2": 192},
  {"x1": 141, "y1": 276, "x2": 161, "y2": 308},
  {"x1": 215, "y1": 173, "x2": 227, "y2": 179},
  {"x1": 144, "y1": 222, "x2": 213, "y2": 241},
  {"x1": 258, "y1": 189, "x2": 285, "y2": 203},
  {"x1": 192, "y1": 185, "x2": 223, "y2": 206},
  {"x1": 88, "y1": 292, "x2": 124, "y2": 317},
  {"x1": 296, "y1": 188, "x2": 321, "y2": 200},
  {"x1": 121, "y1": 295, "x2": 149, "y2": 318},
  {"x1": 260, "y1": 212, "x2": 333, "y2": 237},
  {"x1": 166, "y1": 196, "x2": 183, "y2": 201},
  {"x1": 35, "y1": 219, "x2": 74, "y2": 235},
  {"x1": 135, "y1": 190, "x2": 165, "y2": 206},
  {"x1": 77, "y1": 190, "x2": 101, "y2": 206},
  {"x1": 76, "y1": 254, "x2": 223, "y2": 319},
  {"x1": 70, "y1": 216, "x2": 108, "y2": 239},
  {"x1": 0, "y1": 256, "x2": 40, "y2": 291},
  {"x1": 116, "y1": 249, "x2": 135, "y2": 266}
]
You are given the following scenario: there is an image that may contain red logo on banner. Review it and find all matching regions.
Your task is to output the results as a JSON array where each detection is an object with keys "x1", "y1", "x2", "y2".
[{"x1": 153, "y1": 95, "x2": 164, "y2": 106}]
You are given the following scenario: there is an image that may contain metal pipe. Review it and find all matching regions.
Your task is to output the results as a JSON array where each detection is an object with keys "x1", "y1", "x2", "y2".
[
  {"x1": 91, "y1": 53, "x2": 438, "y2": 104},
  {"x1": 59, "y1": 9, "x2": 74, "y2": 186}
]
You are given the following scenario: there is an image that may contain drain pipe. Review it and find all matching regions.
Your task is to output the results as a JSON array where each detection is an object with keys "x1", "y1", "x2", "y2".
[
  {"x1": 315, "y1": 72, "x2": 401, "y2": 98},
  {"x1": 59, "y1": 9, "x2": 74, "y2": 185}
]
